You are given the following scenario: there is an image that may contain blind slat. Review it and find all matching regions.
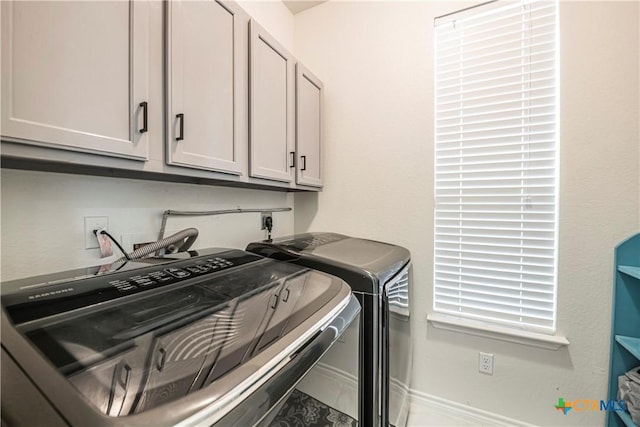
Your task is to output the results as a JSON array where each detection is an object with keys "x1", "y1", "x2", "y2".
[
  {"x1": 434, "y1": 299, "x2": 554, "y2": 320},
  {"x1": 434, "y1": 290, "x2": 555, "y2": 310},
  {"x1": 437, "y1": 59, "x2": 555, "y2": 89},
  {"x1": 437, "y1": 166, "x2": 555, "y2": 176},
  {"x1": 435, "y1": 269, "x2": 554, "y2": 287},
  {"x1": 437, "y1": 121, "x2": 555, "y2": 138},
  {"x1": 435, "y1": 231, "x2": 554, "y2": 242},
  {"x1": 436, "y1": 84, "x2": 556, "y2": 104},
  {"x1": 436, "y1": 223, "x2": 553, "y2": 232},
  {"x1": 436, "y1": 156, "x2": 554, "y2": 168},
  {"x1": 437, "y1": 112, "x2": 555, "y2": 130},
  {"x1": 437, "y1": 95, "x2": 555, "y2": 115},
  {"x1": 436, "y1": 138, "x2": 555, "y2": 150},
  {"x1": 435, "y1": 279, "x2": 555, "y2": 295},
  {"x1": 436, "y1": 147, "x2": 556, "y2": 160},
  {"x1": 436, "y1": 254, "x2": 555, "y2": 269}
]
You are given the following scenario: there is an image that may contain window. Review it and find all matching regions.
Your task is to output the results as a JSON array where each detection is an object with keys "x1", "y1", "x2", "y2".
[{"x1": 433, "y1": 0, "x2": 559, "y2": 335}]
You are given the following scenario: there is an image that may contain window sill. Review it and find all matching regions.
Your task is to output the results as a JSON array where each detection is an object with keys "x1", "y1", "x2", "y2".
[{"x1": 427, "y1": 313, "x2": 570, "y2": 350}]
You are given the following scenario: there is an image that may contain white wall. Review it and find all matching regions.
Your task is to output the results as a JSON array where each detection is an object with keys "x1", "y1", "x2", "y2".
[
  {"x1": 0, "y1": 1, "x2": 296, "y2": 282},
  {"x1": 0, "y1": 169, "x2": 294, "y2": 281},
  {"x1": 293, "y1": 1, "x2": 639, "y2": 425},
  {"x1": 237, "y1": 0, "x2": 295, "y2": 51}
]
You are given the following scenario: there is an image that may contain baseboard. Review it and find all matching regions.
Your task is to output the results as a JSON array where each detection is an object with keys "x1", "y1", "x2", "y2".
[
  {"x1": 315, "y1": 362, "x2": 358, "y2": 385},
  {"x1": 409, "y1": 389, "x2": 535, "y2": 427},
  {"x1": 304, "y1": 363, "x2": 532, "y2": 426}
]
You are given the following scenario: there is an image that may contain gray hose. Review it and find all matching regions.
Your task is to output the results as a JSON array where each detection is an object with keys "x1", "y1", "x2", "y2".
[{"x1": 117, "y1": 227, "x2": 199, "y2": 262}]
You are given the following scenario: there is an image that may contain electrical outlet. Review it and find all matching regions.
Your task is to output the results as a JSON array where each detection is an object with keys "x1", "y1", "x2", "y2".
[
  {"x1": 261, "y1": 212, "x2": 273, "y2": 230},
  {"x1": 84, "y1": 216, "x2": 108, "y2": 249},
  {"x1": 478, "y1": 352, "x2": 494, "y2": 375}
]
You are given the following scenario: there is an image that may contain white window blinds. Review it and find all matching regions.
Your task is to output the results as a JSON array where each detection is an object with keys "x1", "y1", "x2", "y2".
[{"x1": 433, "y1": 0, "x2": 559, "y2": 334}]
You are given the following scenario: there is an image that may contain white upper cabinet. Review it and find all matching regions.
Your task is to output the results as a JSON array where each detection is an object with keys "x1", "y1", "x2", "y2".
[
  {"x1": 0, "y1": 1, "x2": 150, "y2": 160},
  {"x1": 1, "y1": 1, "x2": 324, "y2": 191},
  {"x1": 166, "y1": 0, "x2": 244, "y2": 175},
  {"x1": 296, "y1": 64, "x2": 324, "y2": 188},
  {"x1": 248, "y1": 20, "x2": 295, "y2": 183}
]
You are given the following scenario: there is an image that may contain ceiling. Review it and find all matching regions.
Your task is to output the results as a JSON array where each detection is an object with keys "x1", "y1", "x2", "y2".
[{"x1": 283, "y1": 0, "x2": 328, "y2": 15}]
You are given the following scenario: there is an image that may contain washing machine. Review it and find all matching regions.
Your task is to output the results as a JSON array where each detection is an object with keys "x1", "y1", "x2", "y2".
[
  {"x1": 247, "y1": 232, "x2": 412, "y2": 427},
  {"x1": 1, "y1": 248, "x2": 360, "y2": 426}
]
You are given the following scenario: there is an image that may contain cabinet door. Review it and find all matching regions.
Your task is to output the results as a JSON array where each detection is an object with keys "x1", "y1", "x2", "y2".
[
  {"x1": 69, "y1": 348, "x2": 140, "y2": 417},
  {"x1": 296, "y1": 64, "x2": 324, "y2": 187},
  {"x1": 0, "y1": 1, "x2": 149, "y2": 160},
  {"x1": 167, "y1": 0, "x2": 243, "y2": 175},
  {"x1": 135, "y1": 315, "x2": 220, "y2": 412},
  {"x1": 249, "y1": 20, "x2": 295, "y2": 183},
  {"x1": 254, "y1": 281, "x2": 304, "y2": 353}
]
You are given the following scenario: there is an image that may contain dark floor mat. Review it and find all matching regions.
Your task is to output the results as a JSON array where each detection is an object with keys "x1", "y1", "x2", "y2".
[{"x1": 270, "y1": 389, "x2": 358, "y2": 427}]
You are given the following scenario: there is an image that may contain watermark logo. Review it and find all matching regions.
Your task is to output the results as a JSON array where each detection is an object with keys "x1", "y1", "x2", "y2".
[
  {"x1": 555, "y1": 398, "x2": 572, "y2": 415},
  {"x1": 554, "y1": 397, "x2": 626, "y2": 415}
]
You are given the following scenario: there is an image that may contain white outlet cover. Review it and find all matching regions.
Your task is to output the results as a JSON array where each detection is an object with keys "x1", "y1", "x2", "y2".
[{"x1": 479, "y1": 352, "x2": 494, "y2": 375}]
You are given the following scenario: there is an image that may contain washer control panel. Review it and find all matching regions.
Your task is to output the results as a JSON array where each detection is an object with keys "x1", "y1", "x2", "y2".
[
  {"x1": 107, "y1": 257, "x2": 235, "y2": 294},
  {"x1": 3, "y1": 250, "x2": 262, "y2": 325}
]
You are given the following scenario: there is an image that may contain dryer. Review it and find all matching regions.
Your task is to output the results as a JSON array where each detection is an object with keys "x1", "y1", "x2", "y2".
[{"x1": 247, "y1": 232, "x2": 412, "y2": 427}]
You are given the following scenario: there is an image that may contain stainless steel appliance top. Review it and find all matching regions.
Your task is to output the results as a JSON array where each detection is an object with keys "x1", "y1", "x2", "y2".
[
  {"x1": 247, "y1": 232, "x2": 411, "y2": 294},
  {"x1": 1, "y1": 248, "x2": 354, "y2": 426}
]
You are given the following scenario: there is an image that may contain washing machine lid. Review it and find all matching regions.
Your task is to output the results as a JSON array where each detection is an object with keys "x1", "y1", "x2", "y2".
[
  {"x1": 247, "y1": 233, "x2": 411, "y2": 294},
  {"x1": 1, "y1": 248, "x2": 353, "y2": 426}
]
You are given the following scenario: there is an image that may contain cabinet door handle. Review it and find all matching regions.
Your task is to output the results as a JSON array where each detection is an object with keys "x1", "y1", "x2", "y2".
[
  {"x1": 118, "y1": 363, "x2": 132, "y2": 390},
  {"x1": 139, "y1": 102, "x2": 148, "y2": 133},
  {"x1": 107, "y1": 363, "x2": 131, "y2": 415},
  {"x1": 157, "y1": 347, "x2": 166, "y2": 371},
  {"x1": 176, "y1": 113, "x2": 184, "y2": 141},
  {"x1": 301, "y1": 155, "x2": 307, "y2": 171},
  {"x1": 289, "y1": 152, "x2": 296, "y2": 168}
]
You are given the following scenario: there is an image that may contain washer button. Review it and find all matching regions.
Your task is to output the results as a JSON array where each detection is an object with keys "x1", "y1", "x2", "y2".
[{"x1": 164, "y1": 268, "x2": 191, "y2": 279}]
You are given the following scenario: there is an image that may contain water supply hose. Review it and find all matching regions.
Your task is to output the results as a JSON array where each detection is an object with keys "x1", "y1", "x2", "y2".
[{"x1": 117, "y1": 227, "x2": 199, "y2": 262}]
